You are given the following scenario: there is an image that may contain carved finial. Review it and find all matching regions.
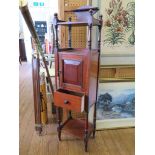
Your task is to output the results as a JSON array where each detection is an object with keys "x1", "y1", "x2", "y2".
[
  {"x1": 68, "y1": 17, "x2": 72, "y2": 22},
  {"x1": 89, "y1": 9, "x2": 93, "y2": 16},
  {"x1": 99, "y1": 15, "x2": 103, "y2": 26},
  {"x1": 54, "y1": 13, "x2": 58, "y2": 19},
  {"x1": 99, "y1": 15, "x2": 103, "y2": 20},
  {"x1": 53, "y1": 13, "x2": 58, "y2": 25}
]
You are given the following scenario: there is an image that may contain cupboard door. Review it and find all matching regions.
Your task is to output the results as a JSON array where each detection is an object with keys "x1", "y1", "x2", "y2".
[
  {"x1": 59, "y1": 53, "x2": 85, "y2": 92},
  {"x1": 63, "y1": 59, "x2": 83, "y2": 86}
]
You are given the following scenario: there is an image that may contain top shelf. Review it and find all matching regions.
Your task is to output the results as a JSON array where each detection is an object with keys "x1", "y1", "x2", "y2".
[
  {"x1": 65, "y1": 6, "x2": 99, "y2": 14},
  {"x1": 57, "y1": 19, "x2": 101, "y2": 26},
  {"x1": 56, "y1": 48, "x2": 98, "y2": 53},
  {"x1": 53, "y1": 5, "x2": 103, "y2": 27},
  {"x1": 57, "y1": 21, "x2": 88, "y2": 26}
]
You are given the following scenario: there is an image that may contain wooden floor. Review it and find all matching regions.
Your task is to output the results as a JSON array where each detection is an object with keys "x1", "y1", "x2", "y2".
[{"x1": 19, "y1": 62, "x2": 135, "y2": 155}]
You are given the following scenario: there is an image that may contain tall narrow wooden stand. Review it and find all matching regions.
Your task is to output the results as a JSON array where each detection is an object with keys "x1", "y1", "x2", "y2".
[{"x1": 53, "y1": 6, "x2": 103, "y2": 152}]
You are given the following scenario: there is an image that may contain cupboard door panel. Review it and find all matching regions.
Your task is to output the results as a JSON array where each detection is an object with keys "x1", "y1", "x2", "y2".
[
  {"x1": 59, "y1": 52, "x2": 87, "y2": 92},
  {"x1": 63, "y1": 60, "x2": 83, "y2": 86}
]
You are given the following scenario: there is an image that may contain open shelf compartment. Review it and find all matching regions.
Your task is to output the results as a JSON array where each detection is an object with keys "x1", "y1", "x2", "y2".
[{"x1": 62, "y1": 118, "x2": 93, "y2": 139}]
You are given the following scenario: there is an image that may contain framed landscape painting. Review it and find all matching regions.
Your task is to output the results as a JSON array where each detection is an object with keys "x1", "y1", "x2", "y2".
[{"x1": 96, "y1": 82, "x2": 135, "y2": 129}]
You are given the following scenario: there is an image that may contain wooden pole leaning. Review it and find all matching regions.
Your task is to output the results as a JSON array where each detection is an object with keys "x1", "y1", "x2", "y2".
[
  {"x1": 19, "y1": 5, "x2": 54, "y2": 95},
  {"x1": 19, "y1": 4, "x2": 55, "y2": 133}
]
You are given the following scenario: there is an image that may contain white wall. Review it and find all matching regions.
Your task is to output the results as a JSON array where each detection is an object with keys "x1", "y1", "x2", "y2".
[{"x1": 21, "y1": 0, "x2": 58, "y2": 62}]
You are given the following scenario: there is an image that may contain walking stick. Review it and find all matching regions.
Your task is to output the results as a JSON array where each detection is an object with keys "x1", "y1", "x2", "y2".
[
  {"x1": 19, "y1": 1, "x2": 56, "y2": 133},
  {"x1": 19, "y1": 2, "x2": 54, "y2": 96}
]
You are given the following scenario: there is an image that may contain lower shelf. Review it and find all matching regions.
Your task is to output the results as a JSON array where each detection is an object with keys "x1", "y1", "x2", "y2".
[{"x1": 62, "y1": 118, "x2": 93, "y2": 139}]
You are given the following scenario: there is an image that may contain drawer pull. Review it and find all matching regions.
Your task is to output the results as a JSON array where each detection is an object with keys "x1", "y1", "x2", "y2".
[{"x1": 64, "y1": 100, "x2": 69, "y2": 104}]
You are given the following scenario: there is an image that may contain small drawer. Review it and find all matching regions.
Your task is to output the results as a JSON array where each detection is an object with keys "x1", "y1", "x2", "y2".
[{"x1": 54, "y1": 89, "x2": 85, "y2": 112}]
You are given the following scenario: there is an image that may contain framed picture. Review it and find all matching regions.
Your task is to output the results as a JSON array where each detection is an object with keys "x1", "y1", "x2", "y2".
[
  {"x1": 98, "y1": 0, "x2": 135, "y2": 56},
  {"x1": 96, "y1": 81, "x2": 135, "y2": 129}
]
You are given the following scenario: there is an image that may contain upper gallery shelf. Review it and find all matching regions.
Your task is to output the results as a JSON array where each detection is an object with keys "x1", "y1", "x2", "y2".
[
  {"x1": 53, "y1": 6, "x2": 102, "y2": 27},
  {"x1": 65, "y1": 6, "x2": 99, "y2": 13}
]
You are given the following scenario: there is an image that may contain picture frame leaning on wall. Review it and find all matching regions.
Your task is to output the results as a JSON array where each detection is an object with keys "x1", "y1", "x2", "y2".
[{"x1": 96, "y1": 65, "x2": 135, "y2": 129}]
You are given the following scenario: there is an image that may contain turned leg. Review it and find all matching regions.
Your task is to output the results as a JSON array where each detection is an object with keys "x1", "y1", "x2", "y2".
[
  {"x1": 84, "y1": 130, "x2": 88, "y2": 152},
  {"x1": 56, "y1": 107, "x2": 62, "y2": 141},
  {"x1": 57, "y1": 127, "x2": 61, "y2": 141},
  {"x1": 93, "y1": 128, "x2": 96, "y2": 138},
  {"x1": 84, "y1": 110, "x2": 89, "y2": 152},
  {"x1": 93, "y1": 103, "x2": 97, "y2": 138}
]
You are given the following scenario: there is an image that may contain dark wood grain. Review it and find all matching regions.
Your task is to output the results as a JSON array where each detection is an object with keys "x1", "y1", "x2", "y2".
[
  {"x1": 63, "y1": 59, "x2": 83, "y2": 86},
  {"x1": 59, "y1": 49, "x2": 89, "y2": 93}
]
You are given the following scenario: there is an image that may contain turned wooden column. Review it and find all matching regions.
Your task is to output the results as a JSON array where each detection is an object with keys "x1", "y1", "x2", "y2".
[
  {"x1": 93, "y1": 15, "x2": 103, "y2": 137},
  {"x1": 68, "y1": 17, "x2": 72, "y2": 48}
]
